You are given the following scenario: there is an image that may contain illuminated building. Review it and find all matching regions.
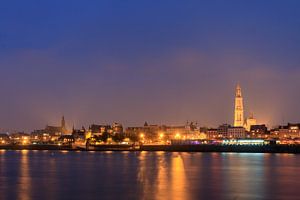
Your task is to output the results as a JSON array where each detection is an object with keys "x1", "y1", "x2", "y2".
[
  {"x1": 126, "y1": 123, "x2": 161, "y2": 142},
  {"x1": 58, "y1": 135, "x2": 75, "y2": 145},
  {"x1": 277, "y1": 123, "x2": 300, "y2": 139},
  {"x1": 10, "y1": 132, "x2": 31, "y2": 145},
  {"x1": 89, "y1": 124, "x2": 113, "y2": 136},
  {"x1": 206, "y1": 128, "x2": 219, "y2": 139},
  {"x1": 217, "y1": 124, "x2": 246, "y2": 138},
  {"x1": 125, "y1": 122, "x2": 200, "y2": 143},
  {"x1": 31, "y1": 116, "x2": 69, "y2": 142},
  {"x1": 244, "y1": 113, "x2": 257, "y2": 131},
  {"x1": 217, "y1": 124, "x2": 231, "y2": 137},
  {"x1": 227, "y1": 126, "x2": 246, "y2": 138},
  {"x1": 112, "y1": 123, "x2": 123, "y2": 134},
  {"x1": 0, "y1": 133, "x2": 11, "y2": 145},
  {"x1": 222, "y1": 139, "x2": 267, "y2": 145},
  {"x1": 86, "y1": 123, "x2": 125, "y2": 144},
  {"x1": 72, "y1": 126, "x2": 86, "y2": 142},
  {"x1": 250, "y1": 124, "x2": 268, "y2": 138},
  {"x1": 164, "y1": 125, "x2": 186, "y2": 138},
  {"x1": 269, "y1": 128, "x2": 280, "y2": 139},
  {"x1": 44, "y1": 116, "x2": 68, "y2": 135},
  {"x1": 234, "y1": 84, "x2": 244, "y2": 127}
]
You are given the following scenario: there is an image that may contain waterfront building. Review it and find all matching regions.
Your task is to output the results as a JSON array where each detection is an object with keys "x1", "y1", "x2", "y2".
[
  {"x1": 31, "y1": 130, "x2": 57, "y2": 143},
  {"x1": 89, "y1": 124, "x2": 113, "y2": 136},
  {"x1": 199, "y1": 127, "x2": 208, "y2": 133},
  {"x1": 206, "y1": 128, "x2": 219, "y2": 139},
  {"x1": 86, "y1": 123, "x2": 125, "y2": 143},
  {"x1": 161, "y1": 122, "x2": 200, "y2": 140},
  {"x1": 0, "y1": 133, "x2": 11, "y2": 145},
  {"x1": 217, "y1": 124, "x2": 246, "y2": 138},
  {"x1": 227, "y1": 126, "x2": 246, "y2": 138},
  {"x1": 277, "y1": 123, "x2": 300, "y2": 139},
  {"x1": 10, "y1": 132, "x2": 31, "y2": 145},
  {"x1": 58, "y1": 135, "x2": 75, "y2": 145},
  {"x1": 217, "y1": 124, "x2": 231, "y2": 137},
  {"x1": 125, "y1": 122, "x2": 200, "y2": 143},
  {"x1": 31, "y1": 116, "x2": 70, "y2": 143},
  {"x1": 234, "y1": 84, "x2": 244, "y2": 127},
  {"x1": 269, "y1": 128, "x2": 280, "y2": 139},
  {"x1": 112, "y1": 123, "x2": 123, "y2": 134},
  {"x1": 30, "y1": 132, "x2": 48, "y2": 143},
  {"x1": 45, "y1": 116, "x2": 68, "y2": 135},
  {"x1": 164, "y1": 125, "x2": 186, "y2": 138},
  {"x1": 250, "y1": 124, "x2": 268, "y2": 138},
  {"x1": 72, "y1": 127, "x2": 86, "y2": 140},
  {"x1": 244, "y1": 113, "x2": 257, "y2": 131},
  {"x1": 126, "y1": 123, "x2": 160, "y2": 142}
]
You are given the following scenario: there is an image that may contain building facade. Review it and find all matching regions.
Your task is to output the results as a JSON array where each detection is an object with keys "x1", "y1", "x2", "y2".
[
  {"x1": 234, "y1": 84, "x2": 244, "y2": 127},
  {"x1": 245, "y1": 113, "x2": 257, "y2": 131}
]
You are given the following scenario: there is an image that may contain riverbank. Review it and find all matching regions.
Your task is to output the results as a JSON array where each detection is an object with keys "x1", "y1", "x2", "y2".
[
  {"x1": 2, "y1": 144, "x2": 300, "y2": 153},
  {"x1": 140, "y1": 144, "x2": 300, "y2": 153}
]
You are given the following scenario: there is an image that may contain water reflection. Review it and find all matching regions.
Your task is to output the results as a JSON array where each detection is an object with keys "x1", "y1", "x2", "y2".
[
  {"x1": 17, "y1": 150, "x2": 31, "y2": 200},
  {"x1": 1, "y1": 151, "x2": 300, "y2": 200},
  {"x1": 170, "y1": 154, "x2": 188, "y2": 200},
  {"x1": 137, "y1": 152, "x2": 189, "y2": 200},
  {"x1": 220, "y1": 153, "x2": 266, "y2": 199}
]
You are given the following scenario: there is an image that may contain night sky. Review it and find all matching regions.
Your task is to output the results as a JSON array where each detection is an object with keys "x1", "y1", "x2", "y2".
[{"x1": 1, "y1": 1, "x2": 300, "y2": 131}]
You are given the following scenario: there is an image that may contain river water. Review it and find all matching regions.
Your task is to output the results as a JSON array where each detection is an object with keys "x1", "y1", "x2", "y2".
[{"x1": 0, "y1": 150, "x2": 300, "y2": 200}]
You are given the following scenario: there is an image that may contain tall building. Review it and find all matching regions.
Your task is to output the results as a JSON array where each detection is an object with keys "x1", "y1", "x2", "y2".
[
  {"x1": 61, "y1": 116, "x2": 67, "y2": 134},
  {"x1": 234, "y1": 84, "x2": 244, "y2": 127}
]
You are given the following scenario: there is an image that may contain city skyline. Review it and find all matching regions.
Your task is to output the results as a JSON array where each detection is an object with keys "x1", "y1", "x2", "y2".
[
  {"x1": 1, "y1": 1, "x2": 300, "y2": 131},
  {"x1": 0, "y1": 84, "x2": 292, "y2": 133},
  {"x1": 2, "y1": 2, "x2": 300, "y2": 200}
]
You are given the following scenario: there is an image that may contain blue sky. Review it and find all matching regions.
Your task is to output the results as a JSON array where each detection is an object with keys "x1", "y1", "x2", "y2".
[{"x1": 0, "y1": 1, "x2": 300, "y2": 131}]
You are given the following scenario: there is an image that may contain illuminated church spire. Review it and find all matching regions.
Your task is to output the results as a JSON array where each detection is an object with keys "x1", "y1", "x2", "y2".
[{"x1": 234, "y1": 84, "x2": 244, "y2": 127}]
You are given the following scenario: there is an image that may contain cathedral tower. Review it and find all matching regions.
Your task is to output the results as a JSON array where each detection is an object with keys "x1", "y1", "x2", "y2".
[
  {"x1": 234, "y1": 84, "x2": 244, "y2": 127},
  {"x1": 61, "y1": 116, "x2": 67, "y2": 134}
]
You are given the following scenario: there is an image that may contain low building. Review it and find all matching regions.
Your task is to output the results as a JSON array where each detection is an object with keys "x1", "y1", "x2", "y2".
[
  {"x1": 31, "y1": 130, "x2": 59, "y2": 143},
  {"x1": 206, "y1": 128, "x2": 219, "y2": 139},
  {"x1": 270, "y1": 128, "x2": 280, "y2": 139},
  {"x1": 58, "y1": 135, "x2": 75, "y2": 145},
  {"x1": 218, "y1": 124, "x2": 231, "y2": 137},
  {"x1": 126, "y1": 122, "x2": 160, "y2": 142},
  {"x1": 250, "y1": 124, "x2": 268, "y2": 138},
  {"x1": 72, "y1": 127, "x2": 86, "y2": 140},
  {"x1": 217, "y1": 124, "x2": 246, "y2": 139},
  {"x1": 112, "y1": 123, "x2": 123, "y2": 134},
  {"x1": 125, "y1": 122, "x2": 200, "y2": 143},
  {"x1": 0, "y1": 133, "x2": 11, "y2": 145},
  {"x1": 227, "y1": 127, "x2": 246, "y2": 138},
  {"x1": 277, "y1": 123, "x2": 300, "y2": 139},
  {"x1": 10, "y1": 132, "x2": 31, "y2": 145},
  {"x1": 89, "y1": 124, "x2": 113, "y2": 136}
]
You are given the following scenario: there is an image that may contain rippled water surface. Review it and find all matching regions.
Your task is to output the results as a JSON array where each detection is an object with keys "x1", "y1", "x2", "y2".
[{"x1": 1, "y1": 150, "x2": 300, "y2": 200}]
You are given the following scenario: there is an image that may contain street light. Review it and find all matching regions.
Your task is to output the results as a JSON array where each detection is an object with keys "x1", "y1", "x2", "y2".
[
  {"x1": 159, "y1": 133, "x2": 164, "y2": 139},
  {"x1": 140, "y1": 133, "x2": 144, "y2": 139},
  {"x1": 139, "y1": 133, "x2": 145, "y2": 144},
  {"x1": 175, "y1": 133, "x2": 181, "y2": 139}
]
